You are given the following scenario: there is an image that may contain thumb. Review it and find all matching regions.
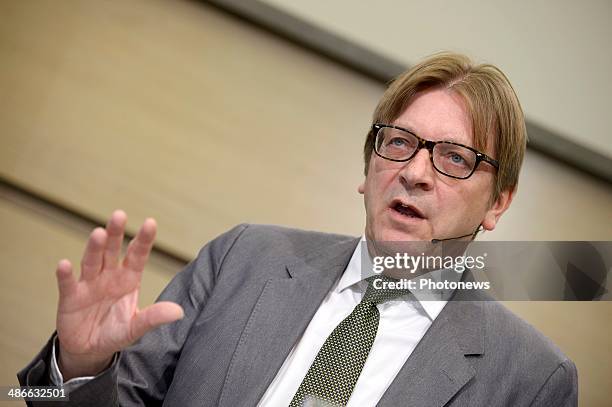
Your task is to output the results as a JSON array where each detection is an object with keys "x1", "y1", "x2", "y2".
[{"x1": 130, "y1": 302, "x2": 184, "y2": 342}]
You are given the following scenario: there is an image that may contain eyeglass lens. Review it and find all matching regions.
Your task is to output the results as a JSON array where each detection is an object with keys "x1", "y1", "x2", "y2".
[{"x1": 375, "y1": 127, "x2": 478, "y2": 178}]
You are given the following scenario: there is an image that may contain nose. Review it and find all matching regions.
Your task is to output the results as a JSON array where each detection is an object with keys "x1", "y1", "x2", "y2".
[{"x1": 398, "y1": 148, "x2": 434, "y2": 191}]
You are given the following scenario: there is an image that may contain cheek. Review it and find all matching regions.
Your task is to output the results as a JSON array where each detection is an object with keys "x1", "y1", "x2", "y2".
[
  {"x1": 364, "y1": 172, "x2": 394, "y2": 206},
  {"x1": 434, "y1": 186, "x2": 471, "y2": 219},
  {"x1": 363, "y1": 176, "x2": 391, "y2": 220},
  {"x1": 441, "y1": 185, "x2": 489, "y2": 224},
  {"x1": 363, "y1": 181, "x2": 381, "y2": 214},
  {"x1": 370, "y1": 161, "x2": 400, "y2": 187}
]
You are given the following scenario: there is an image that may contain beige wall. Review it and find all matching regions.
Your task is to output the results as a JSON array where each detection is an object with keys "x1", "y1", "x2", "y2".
[
  {"x1": 0, "y1": 0, "x2": 610, "y2": 405},
  {"x1": 262, "y1": 0, "x2": 612, "y2": 158}
]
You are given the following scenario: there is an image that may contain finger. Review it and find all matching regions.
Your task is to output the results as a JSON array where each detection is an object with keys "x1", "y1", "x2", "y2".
[
  {"x1": 122, "y1": 218, "x2": 156, "y2": 273},
  {"x1": 129, "y1": 302, "x2": 184, "y2": 342},
  {"x1": 56, "y1": 259, "x2": 77, "y2": 298},
  {"x1": 80, "y1": 228, "x2": 107, "y2": 280},
  {"x1": 103, "y1": 210, "x2": 127, "y2": 271}
]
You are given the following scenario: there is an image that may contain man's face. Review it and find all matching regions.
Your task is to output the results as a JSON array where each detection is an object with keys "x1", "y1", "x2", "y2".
[{"x1": 359, "y1": 88, "x2": 512, "y2": 243}]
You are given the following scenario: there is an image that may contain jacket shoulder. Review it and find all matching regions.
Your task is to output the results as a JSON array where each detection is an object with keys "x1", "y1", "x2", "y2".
[{"x1": 220, "y1": 223, "x2": 357, "y2": 257}]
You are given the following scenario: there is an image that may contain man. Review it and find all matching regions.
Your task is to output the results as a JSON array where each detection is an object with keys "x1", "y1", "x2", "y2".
[{"x1": 19, "y1": 52, "x2": 578, "y2": 406}]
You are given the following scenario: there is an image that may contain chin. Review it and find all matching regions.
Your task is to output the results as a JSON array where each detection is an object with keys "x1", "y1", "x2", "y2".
[
  {"x1": 370, "y1": 226, "x2": 428, "y2": 243},
  {"x1": 366, "y1": 228, "x2": 433, "y2": 260}
]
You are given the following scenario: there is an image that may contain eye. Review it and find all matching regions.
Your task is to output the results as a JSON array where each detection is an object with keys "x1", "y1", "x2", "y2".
[
  {"x1": 441, "y1": 150, "x2": 472, "y2": 169},
  {"x1": 450, "y1": 153, "x2": 465, "y2": 164},
  {"x1": 389, "y1": 137, "x2": 407, "y2": 147}
]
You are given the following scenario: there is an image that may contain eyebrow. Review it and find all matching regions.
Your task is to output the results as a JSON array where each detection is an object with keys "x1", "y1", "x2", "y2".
[{"x1": 392, "y1": 122, "x2": 471, "y2": 146}]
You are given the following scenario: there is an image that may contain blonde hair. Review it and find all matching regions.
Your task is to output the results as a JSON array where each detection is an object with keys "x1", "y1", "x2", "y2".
[{"x1": 364, "y1": 52, "x2": 527, "y2": 200}]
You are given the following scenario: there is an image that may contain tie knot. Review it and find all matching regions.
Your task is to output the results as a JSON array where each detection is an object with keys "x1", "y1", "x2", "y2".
[{"x1": 363, "y1": 275, "x2": 411, "y2": 305}]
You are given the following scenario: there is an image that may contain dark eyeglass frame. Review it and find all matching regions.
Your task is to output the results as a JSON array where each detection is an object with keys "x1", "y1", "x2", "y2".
[{"x1": 372, "y1": 123, "x2": 499, "y2": 180}]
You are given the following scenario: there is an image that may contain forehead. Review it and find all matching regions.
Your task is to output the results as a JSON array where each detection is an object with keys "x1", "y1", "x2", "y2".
[{"x1": 392, "y1": 88, "x2": 474, "y2": 147}]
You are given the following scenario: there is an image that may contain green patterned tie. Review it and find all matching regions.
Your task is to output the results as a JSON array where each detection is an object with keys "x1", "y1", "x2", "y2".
[{"x1": 289, "y1": 275, "x2": 411, "y2": 407}]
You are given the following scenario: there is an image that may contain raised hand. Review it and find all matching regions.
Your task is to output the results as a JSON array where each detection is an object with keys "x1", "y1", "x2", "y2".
[{"x1": 55, "y1": 210, "x2": 184, "y2": 380}]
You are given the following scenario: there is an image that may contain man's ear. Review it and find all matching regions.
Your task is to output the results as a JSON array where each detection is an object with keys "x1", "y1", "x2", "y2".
[
  {"x1": 481, "y1": 187, "x2": 515, "y2": 231},
  {"x1": 357, "y1": 181, "x2": 365, "y2": 194}
]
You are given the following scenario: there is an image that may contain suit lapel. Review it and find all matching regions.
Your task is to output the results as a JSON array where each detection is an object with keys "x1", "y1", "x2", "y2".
[
  {"x1": 218, "y1": 237, "x2": 360, "y2": 407},
  {"x1": 378, "y1": 272, "x2": 486, "y2": 407}
]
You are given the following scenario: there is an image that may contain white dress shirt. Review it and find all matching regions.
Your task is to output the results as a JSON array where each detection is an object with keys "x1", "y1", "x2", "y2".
[{"x1": 258, "y1": 238, "x2": 455, "y2": 406}]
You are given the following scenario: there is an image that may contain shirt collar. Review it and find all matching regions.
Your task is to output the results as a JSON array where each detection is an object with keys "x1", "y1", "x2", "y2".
[
  {"x1": 338, "y1": 235, "x2": 462, "y2": 320},
  {"x1": 337, "y1": 236, "x2": 372, "y2": 292}
]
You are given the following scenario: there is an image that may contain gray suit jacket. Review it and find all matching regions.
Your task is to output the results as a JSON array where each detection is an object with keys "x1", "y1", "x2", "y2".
[{"x1": 19, "y1": 224, "x2": 578, "y2": 406}]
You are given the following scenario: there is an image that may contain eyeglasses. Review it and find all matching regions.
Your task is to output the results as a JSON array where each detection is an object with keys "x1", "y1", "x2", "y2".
[{"x1": 373, "y1": 124, "x2": 499, "y2": 179}]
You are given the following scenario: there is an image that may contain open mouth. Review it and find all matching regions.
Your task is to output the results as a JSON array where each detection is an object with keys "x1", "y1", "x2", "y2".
[{"x1": 391, "y1": 201, "x2": 425, "y2": 219}]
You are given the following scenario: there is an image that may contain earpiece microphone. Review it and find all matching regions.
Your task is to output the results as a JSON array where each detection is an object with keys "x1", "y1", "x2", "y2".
[{"x1": 431, "y1": 225, "x2": 483, "y2": 243}]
